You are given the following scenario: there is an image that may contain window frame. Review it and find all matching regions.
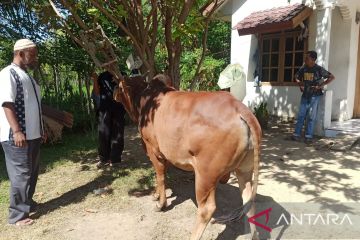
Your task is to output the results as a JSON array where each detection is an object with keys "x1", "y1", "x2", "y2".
[{"x1": 259, "y1": 30, "x2": 308, "y2": 86}]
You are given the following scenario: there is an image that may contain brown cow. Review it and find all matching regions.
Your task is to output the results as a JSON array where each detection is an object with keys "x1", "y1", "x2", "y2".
[{"x1": 115, "y1": 75, "x2": 262, "y2": 240}]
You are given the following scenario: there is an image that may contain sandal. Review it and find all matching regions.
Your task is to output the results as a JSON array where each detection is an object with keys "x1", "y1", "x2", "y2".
[
  {"x1": 96, "y1": 161, "x2": 109, "y2": 169},
  {"x1": 15, "y1": 218, "x2": 34, "y2": 226}
]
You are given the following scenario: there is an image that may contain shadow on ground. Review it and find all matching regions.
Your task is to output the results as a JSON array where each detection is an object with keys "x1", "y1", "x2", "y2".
[
  {"x1": 126, "y1": 121, "x2": 359, "y2": 239},
  {"x1": 261, "y1": 121, "x2": 360, "y2": 212},
  {"x1": 1, "y1": 121, "x2": 358, "y2": 239},
  {"x1": 128, "y1": 165, "x2": 290, "y2": 240},
  {"x1": 32, "y1": 171, "x2": 125, "y2": 219},
  {"x1": 30, "y1": 124, "x2": 153, "y2": 218}
]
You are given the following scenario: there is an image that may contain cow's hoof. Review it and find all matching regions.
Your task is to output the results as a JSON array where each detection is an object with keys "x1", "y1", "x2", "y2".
[
  {"x1": 154, "y1": 203, "x2": 166, "y2": 212},
  {"x1": 152, "y1": 193, "x2": 160, "y2": 201}
]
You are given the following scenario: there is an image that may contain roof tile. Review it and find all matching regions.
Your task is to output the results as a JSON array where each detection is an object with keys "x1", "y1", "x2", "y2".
[{"x1": 233, "y1": 3, "x2": 307, "y2": 30}]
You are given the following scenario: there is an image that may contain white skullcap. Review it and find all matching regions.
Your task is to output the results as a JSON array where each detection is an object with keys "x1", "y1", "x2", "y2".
[{"x1": 14, "y1": 39, "x2": 37, "y2": 51}]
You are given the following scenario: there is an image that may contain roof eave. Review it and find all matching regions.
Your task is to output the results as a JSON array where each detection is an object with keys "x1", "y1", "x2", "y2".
[
  {"x1": 236, "y1": 6, "x2": 313, "y2": 36},
  {"x1": 237, "y1": 21, "x2": 294, "y2": 36}
]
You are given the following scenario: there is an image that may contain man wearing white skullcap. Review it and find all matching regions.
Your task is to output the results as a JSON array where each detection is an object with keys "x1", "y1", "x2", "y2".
[
  {"x1": 0, "y1": 39, "x2": 45, "y2": 226},
  {"x1": 13, "y1": 39, "x2": 37, "y2": 51}
]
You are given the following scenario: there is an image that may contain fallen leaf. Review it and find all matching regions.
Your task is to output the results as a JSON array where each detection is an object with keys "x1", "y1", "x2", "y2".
[{"x1": 84, "y1": 209, "x2": 98, "y2": 213}]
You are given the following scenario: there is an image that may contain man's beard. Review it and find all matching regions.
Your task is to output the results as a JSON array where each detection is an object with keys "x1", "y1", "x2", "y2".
[
  {"x1": 25, "y1": 62, "x2": 38, "y2": 70},
  {"x1": 23, "y1": 55, "x2": 38, "y2": 70}
]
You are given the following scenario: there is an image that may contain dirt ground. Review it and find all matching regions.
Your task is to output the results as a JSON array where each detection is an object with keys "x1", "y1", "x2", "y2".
[{"x1": 0, "y1": 122, "x2": 359, "y2": 240}]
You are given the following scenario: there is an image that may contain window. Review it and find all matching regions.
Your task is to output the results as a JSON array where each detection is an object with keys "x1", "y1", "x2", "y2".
[
  {"x1": 260, "y1": 29, "x2": 307, "y2": 85},
  {"x1": 261, "y1": 38, "x2": 280, "y2": 82}
]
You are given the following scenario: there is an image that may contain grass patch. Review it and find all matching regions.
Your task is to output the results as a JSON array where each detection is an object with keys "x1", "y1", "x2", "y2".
[
  {"x1": 0, "y1": 130, "x2": 98, "y2": 222},
  {"x1": 0, "y1": 126, "x2": 157, "y2": 240}
]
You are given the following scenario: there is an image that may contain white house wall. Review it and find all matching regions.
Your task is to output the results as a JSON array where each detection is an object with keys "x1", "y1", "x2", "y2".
[
  {"x1": 346, "y1": 4, "x2": 360, "y2": 121},
  {"x1": 327, "y1": 7, "x2": 351, "y2": 120},
  {"x1": 230, "y1": 0, "x2": 306, "y2": 118},
  {"x1": 242, "y1": 85, "x2": 303, "y2": 118},
  {"x1": 230, "y1": 0, "x2": 360, "y2": 120},
  {"x1": 312, "y1": 7, "x2": 333, "y2": 134}
]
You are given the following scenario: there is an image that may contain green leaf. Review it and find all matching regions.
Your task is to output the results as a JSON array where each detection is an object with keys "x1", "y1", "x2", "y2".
[
  {"x1": 87, "y1": 8, "x2": 99, "y2": 15},
  {"x1": 115, "y1": 5, "x2": 127, "y2": 17}
]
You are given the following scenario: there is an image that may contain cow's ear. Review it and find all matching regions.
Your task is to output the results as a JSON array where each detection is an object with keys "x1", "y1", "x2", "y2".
[{"x1": 153, "y1": 74, "x2": 172, "y2": 87}]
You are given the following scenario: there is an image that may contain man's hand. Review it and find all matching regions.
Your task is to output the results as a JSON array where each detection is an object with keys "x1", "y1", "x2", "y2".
[
  {"x1": 319, "y1": 74, "x2": 335, "y2": 89},
  {"x1": 3, "y1": 103, "x2": 27, "y2": 147},
  {"x1": 311, "y1": 85, "x2": 324, "y2": 92},
  {"x1": 13, "y1": 131, "x2": 27, "y2": 147},
  {"x1": 311, "y1": 85, "x2": 323, "y2": 90},
  {"x1": 295, "y1": 78, "x2": 304, "y2": 92}
]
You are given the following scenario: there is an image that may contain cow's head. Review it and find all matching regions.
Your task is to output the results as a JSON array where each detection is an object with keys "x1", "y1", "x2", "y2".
[
  {"x1": 113, "y1": 75, "x2": 148, "y2": 123},
  {"x1": 114, "y1": 74, "x2": 174, "y2": 124}
]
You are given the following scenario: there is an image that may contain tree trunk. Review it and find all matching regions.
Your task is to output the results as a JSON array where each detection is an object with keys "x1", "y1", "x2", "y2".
[
  {"x1": 189, "y1": 19, "x2": 211, "y2": 91},
  {"x1": 38, "y1": 66, "x2": 46, "y2": 85},
  {"x1": 84, "y1": 73, "x2": 93, "y2": 114},
  {"x1": 77, "y1": 72, "x2": 85, "y2": 111},
  {"x1": 147, "y1": 57, "x2": 156, "y2": 80},
  {"x1": 169, "y1": 56, "x2": 181, "y2": 90},
  {"x1": 168, "y1": 40, "x2": 182, "y2": 90},
  {"x1": 52, "y1": 65, "x2": 60, "y2": 107}
]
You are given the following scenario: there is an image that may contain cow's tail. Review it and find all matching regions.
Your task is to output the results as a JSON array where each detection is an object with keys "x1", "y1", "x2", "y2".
[
  {"x1": 241, "y1": 112, "x2": 261, "y2": 240},
  {"x1": 239, "y1": 109, "x2": 261, "y2": 205},
  {"x1": 211, "y1": 109, "x2": 261, "y2": 224},
  {"x1": 238, "y1": 111, "x2": 261, "y2": 219},
  {"x1": 248, "y1": 114, "x2": 261, "y2": 202}
]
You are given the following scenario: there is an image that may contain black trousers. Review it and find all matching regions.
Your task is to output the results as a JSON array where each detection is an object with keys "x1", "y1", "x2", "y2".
[
  {"x1": 1, "y1": 138, "x2": 41, "y2": 224},
  {"x1": 98, "y1": 105, "x2": 125, "y2": 163}
]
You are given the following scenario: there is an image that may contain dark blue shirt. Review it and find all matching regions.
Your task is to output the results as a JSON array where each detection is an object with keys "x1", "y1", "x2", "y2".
[{"x1": 295, "y1": 64, "x2": 331, "y2": 98}]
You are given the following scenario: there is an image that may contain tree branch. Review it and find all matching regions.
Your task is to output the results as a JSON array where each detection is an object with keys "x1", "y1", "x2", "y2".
[
  {"x1": 117, "y1": 0, "x2": 145, "y2": 45},
  {"x1": 48, "y1": 0, "x2": 85, "y2": 48},
  {"x1": 178, "y1": 0, "x2": 196, "y2": 24},
  {"x1": 190, "y1": 0, "x2": 223, "y2": 90},
  {"x1": 59, "y1": 0, "x2": 89, "y2": 30},
  {"x1": 143, "y1": 3, "x2": 156, "y2": 47},
  {"x1": 149, "y1": 0, "x2": 158, "y2": 57},
  {"x1": 90, "y1": 0, "x2": 151, "y2": 71}
]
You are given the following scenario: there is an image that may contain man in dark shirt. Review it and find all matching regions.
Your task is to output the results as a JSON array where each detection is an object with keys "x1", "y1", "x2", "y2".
[
  {"x1": 292, "y1": 51, "x2": 335, "y2": 143},
  {"x1": 92, "y1": 71, "x2": 126, "y2": 167}
]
